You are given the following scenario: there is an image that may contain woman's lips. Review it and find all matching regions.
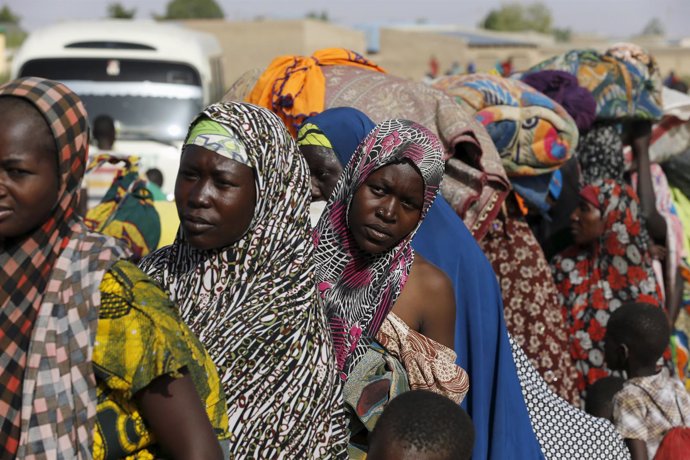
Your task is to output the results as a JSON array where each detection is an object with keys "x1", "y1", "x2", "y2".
[
  {"x1": 364, "y1": 224, "x2": 391, "y2": 242},
  {"x1": 182, "y1": 214, "x2": 214, "y2": 233},
  {"x1": 0, "y1": 207, "x2": 13, "y2": 221}
]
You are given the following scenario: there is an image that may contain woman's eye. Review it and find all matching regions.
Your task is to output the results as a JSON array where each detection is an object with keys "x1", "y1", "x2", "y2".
[
  {"x1": 180, "y1": 170, "x2": 197, "y2": 179},
  {"x1": 369, "y1": 185, "x2": 385, "y2": 195},
  {"x1": 402, "y1": 200, "x2": 420, "y2": 211},
  {"x1": 7, "y1": 168, "x2": 30, "y2": 177}
]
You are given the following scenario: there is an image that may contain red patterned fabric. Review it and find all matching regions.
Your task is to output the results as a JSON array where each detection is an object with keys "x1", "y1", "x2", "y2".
[
  {"x1": 480, "y1": 196, "x2": 578, "y2": 404},
  {"x1": 552, "y1": 179, "x2": 663, "y2": 399}
]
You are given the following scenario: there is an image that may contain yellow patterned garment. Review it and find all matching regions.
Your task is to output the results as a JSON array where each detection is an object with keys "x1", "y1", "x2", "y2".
[{"x1": 92, "y1": 260, "x2": 229, "y2": 460}]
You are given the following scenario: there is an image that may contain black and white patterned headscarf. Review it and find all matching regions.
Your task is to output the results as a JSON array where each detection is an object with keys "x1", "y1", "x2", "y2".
[{"x1": 140, "y1": 101, "x2": 347, "y2": 458}]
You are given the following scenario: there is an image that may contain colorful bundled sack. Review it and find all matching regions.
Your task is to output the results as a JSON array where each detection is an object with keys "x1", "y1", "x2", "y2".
[
  {"x1": 523, "y1": 45, "x2": 663, "y2": 121},
  {"x1": 85, "y1": 154, "x2": 161, "y2": 260},
  {"x1": 246, "y1": 48, "x2": 385, "y2": 136},
  {"x1": 433, "y1": 73, "x2": 579, "y2": 177}
]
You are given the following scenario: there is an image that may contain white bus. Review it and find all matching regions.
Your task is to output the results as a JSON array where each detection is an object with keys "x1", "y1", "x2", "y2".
[{"x1": 11, "y1": 20, "x2": 224, "y2": 202}]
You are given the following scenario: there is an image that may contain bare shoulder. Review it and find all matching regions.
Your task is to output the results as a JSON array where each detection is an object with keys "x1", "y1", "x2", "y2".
[{"x1": 409, "y1": 254, "x2": 453, "y2": 294}]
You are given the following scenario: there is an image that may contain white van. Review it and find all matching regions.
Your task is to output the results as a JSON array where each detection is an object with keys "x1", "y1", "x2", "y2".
[{"x1": 11, "y1": 20, "x2": 224, "y2": 202}]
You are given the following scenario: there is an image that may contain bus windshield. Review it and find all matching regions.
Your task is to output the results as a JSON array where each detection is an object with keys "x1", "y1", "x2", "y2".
[{"x1": 19, "y1": 58, "x2": 204, "y2": 142}]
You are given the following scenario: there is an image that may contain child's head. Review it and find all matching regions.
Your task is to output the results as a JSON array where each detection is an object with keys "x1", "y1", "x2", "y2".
[
  {"x1": 585, "y1": 376, "x2": 625, "y2": 421},
  {"x1": 368, "y1": 390, "x2": 475, "y2": 460},
  {"x1": 605, "y1": 302, "x2": 670, "y2": 370}
]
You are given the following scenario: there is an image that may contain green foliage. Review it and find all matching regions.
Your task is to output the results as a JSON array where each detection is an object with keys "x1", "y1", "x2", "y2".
[
  {"x1": 552, "y1": 27, "x2": 572, "y2": 42},
  {"x1": 481, "y1": 2, "x2": 552, "y2": 34},
  {"x1": 305, "y1": 10, "x2": 329, "y2": 21},
  {"x1": 641, "y1": 18, "x2": 664, "y2": 36},
  {"x1": 108, "y1": 3, "x2": 136, "y2": 19},
  {"x1": 163, "y1": 0, "x2": 224, "y2": 19},
  {"x1": 0, "y1": 5, "x2": 19, "y2": 24}
]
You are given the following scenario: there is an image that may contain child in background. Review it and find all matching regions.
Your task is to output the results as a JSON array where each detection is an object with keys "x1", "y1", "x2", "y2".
[
  {"x1": 367, "y1": 390, "x2": 475, "y2": 460},
  {"x1": 606, "y1": 303, "x2": 690, "y2": 459},
  {"x1": 585, "y1": 376, "x2": 626, "y2": 422}
]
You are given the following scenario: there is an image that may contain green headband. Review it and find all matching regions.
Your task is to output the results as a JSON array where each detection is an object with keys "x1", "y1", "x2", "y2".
[
  {"x1": 297, "y1": 123, "x2": 333, "y2": 149},
  {"x1": 185, "y1": 118, "x2": 250, "y2": 166}
]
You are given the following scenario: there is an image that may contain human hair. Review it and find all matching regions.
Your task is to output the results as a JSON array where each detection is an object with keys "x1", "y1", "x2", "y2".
[
  {"x1": 585, "y1": 376, "x2": 625, "y2": 420},
  {"x1": 606, "y1": 302, "x2": 670, "y2": 366},
  {"x1": 0, "y1": 96, "x2": 57, "y2": 158},
  {"x1": 369, "y1": 390, "x2": 474, "y2": 460},
  {"x1": 146, "y1": 168, "x2": 164, "y2": 188},
  {"x1": 92, "y1": 114, "x2": 115, "y2": 148}
]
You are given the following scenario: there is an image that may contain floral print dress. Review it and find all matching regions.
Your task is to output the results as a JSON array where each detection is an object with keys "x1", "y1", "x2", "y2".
[{"x1": 551, "y1": 179, "x2": 663, "y2": 400}]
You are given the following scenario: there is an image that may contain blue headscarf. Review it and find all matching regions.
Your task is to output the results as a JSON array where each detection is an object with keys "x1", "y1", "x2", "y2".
[{"x1": 302, "y1": 108, "x2": 543, "y2": 460}]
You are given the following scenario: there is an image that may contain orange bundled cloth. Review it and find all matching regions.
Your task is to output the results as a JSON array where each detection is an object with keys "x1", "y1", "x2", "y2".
[{"x1": 247, "y1": 48, "x2": 385, "y2": 136}]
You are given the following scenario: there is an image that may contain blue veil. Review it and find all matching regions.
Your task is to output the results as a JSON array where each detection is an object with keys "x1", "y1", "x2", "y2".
[{"x1": 305, "y1": 108, "x2": 543, "y2": 460}]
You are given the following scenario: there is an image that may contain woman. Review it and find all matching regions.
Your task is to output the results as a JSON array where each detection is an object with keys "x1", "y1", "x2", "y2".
[
  {"x1": 0, "y1": 77, "x2": 226, "y2": 459},
  {"x1": 552, "y1": 179, "x2": 663, "y2": 397},
  {"x1": 311, "y1": 117, "x2": 474, "y2": 456},
  {"x1": 139, "y1": 101, "x2": 348, "y2": 458},
  {"x1": 299, "y1": 108, "x2": 544, "y2": 459}
]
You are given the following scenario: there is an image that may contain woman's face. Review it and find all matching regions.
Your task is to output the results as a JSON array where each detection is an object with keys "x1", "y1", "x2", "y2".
[
  {"x1": 348, "y1": 161, "x2": 424, "y2": 254},
  {"x1": 0, "y1": 102, "x2": 59, "y2": 243},
  {"x1": 300, "y1": 144, "x2": 343, "y2": 202},
  {"x1": 175, "y1": 145, "x2": 256, "y2": 250},
  {"x1": 570, "y1": 199, "x2": 605, "y2": 247}
]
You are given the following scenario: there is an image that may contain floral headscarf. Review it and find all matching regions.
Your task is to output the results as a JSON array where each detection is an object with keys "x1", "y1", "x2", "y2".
[
  {"x1": 313, "y1": 119, "x2": 445, "y2": 379},
  {"x1": 551, "y1": 179, "x2": 662, "y2": 392},
  {"x1": 140, "y1": 102, "x2": 347, "y2": 458}
]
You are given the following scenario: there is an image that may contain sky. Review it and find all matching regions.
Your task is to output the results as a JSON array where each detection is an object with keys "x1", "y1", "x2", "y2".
[{"x1": 7, "y1": 0, "x2": 690, "y2": 40}]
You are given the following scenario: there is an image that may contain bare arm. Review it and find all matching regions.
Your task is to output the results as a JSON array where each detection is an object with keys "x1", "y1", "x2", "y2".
[
  {"x1": 629, "y1": 120, "x2": 667, "y2": 243},
  {"x1": 668, "y1": 267, "x2": 684, "y2": 325},
  {"x1": 625, "y1": 438, "x2": 649, "y2": 460},
  {"x1": 392, "y1": 255, "x2": 456, "y2": 349},
  {"x1": 136, "y1": 370, "x2": 223, "y2": 460}
]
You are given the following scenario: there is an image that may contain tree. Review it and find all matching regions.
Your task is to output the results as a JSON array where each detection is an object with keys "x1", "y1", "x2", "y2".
[
  {"x1": 641, "y1": 18, "x2": 664, "y2": 36},
  {"x1": 305, "y1": 10, "x2": 329, "y2": 21},
  {"x1": 481, "y1": 2, "x2": 552, "y2": 34},
  {"x1": 0, "y1": 5, "x2": 19, "y2": 24},
  {"x1": 163, "y1": 0, "x2": 224, "y2": 19},
  {"x1": 108, "y1": 3, "x2": 136, "y2": 19}
]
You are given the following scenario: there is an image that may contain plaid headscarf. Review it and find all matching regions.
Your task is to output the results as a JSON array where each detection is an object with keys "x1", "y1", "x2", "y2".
[{"x1": 0, "y1": 77, "x2": 126, "y2": 458}]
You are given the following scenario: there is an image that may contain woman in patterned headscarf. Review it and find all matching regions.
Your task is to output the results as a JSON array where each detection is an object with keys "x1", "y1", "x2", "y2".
[
  {"x1": 552, "y1": 179, "x2": 663, "y2": 400},
  {"x1": 300, "y1": 108, "x2": 543, "y2": 460},
  {"x1": 139, "y1": 101, "x2": 348, "y2": 458},
  {"x1": 0, "y1": 77, "x2": 227, "y2": 459}
]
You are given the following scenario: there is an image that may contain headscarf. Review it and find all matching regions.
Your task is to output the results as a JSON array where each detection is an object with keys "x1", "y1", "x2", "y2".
[
  {"x1": 0, "y1": 77, "x2": 126, "y2": 458},
  {"x1": 313, "y1": 119, "x2": 445, "y2": 379},
  {"x1": 304, "y1": 108, "x2": 543, "y2": 459},
  {"x1": 433, "y1": 73, "x2": 579, "y2": 177},
  {"x1": 551, "y1": 179, "x2": 662, "y2": 392},
  {"x1": 246, "y1": 48, "x2": 385, "y2": 136},
  {"x1": 139, "y1": 102, "x2": 347, "y2": 458},
  {"x1": 578, "y1": 124, "x2": 625, "y2": 184},
  {"x1": 523, "y1": 47, "x2": 663, "y2": 121},
  {"x1": 520, "y1": 69, "x2": 597, "y2": 132},
  {"x1": 298, "y1": 107, "x2": 376, "y2": 164}
]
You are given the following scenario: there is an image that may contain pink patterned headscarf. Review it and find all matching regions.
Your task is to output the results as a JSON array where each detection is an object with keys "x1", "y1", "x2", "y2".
[{"x1": 313, "y1": 119, "x2": 445, "y2": 379}]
